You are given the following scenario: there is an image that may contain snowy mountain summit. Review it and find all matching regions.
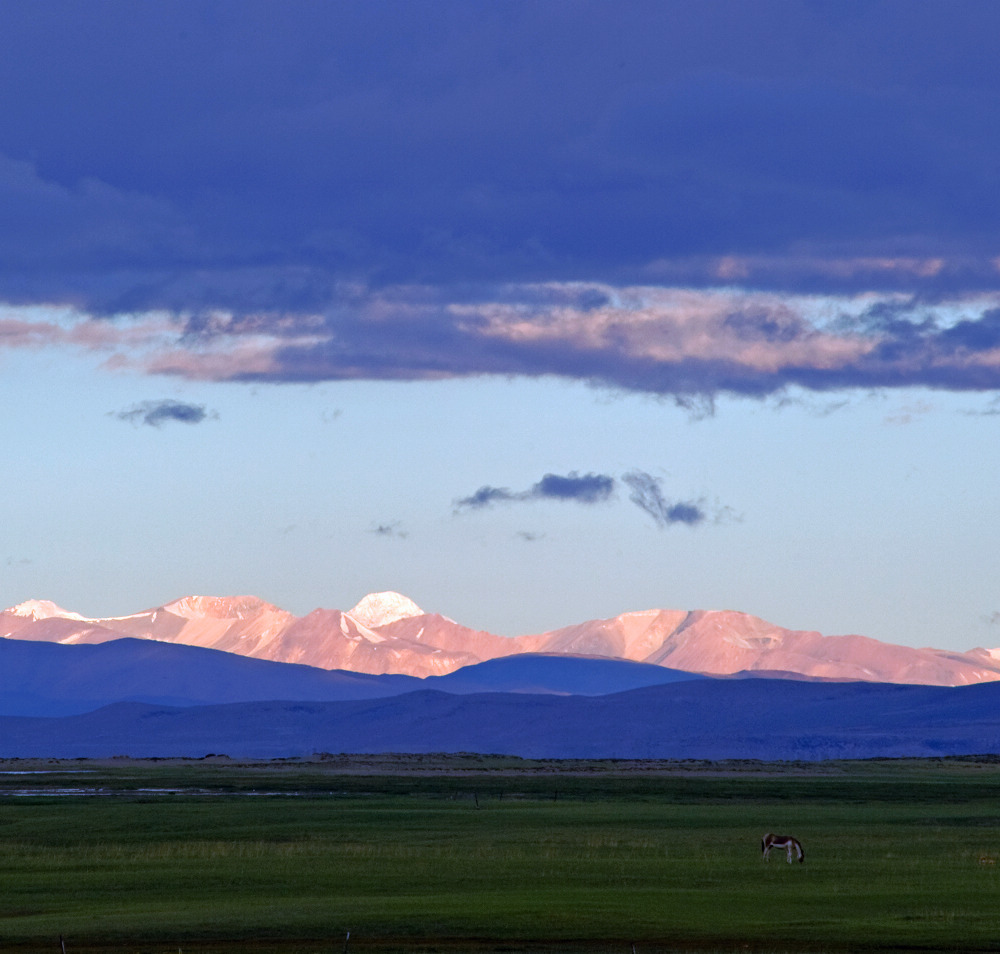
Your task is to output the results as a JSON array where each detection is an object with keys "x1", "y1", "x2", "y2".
[
  {"x1": 347, "y1": 591, "x2": 424, "y2": 629},
  {"x1": 8, "y1": 599, "x2": 87, "y2": 622}
]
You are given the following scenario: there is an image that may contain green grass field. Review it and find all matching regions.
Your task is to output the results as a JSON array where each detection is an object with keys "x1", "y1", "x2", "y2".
[{"x1": 1, "y1": 757, "x2": 1000, "y2": 954}]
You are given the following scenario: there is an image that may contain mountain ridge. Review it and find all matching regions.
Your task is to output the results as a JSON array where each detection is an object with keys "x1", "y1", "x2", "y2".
[{"x1": 4, "y1": 591, "x2": 999, "y2": 687}]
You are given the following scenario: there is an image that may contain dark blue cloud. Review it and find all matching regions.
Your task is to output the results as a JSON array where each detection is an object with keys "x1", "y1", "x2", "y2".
[
  {"x1": 532, "y1": 473, "x2": 615, "y2": 504},
  {"x1": 1, "y1": 0, "x2": 1000, "y2": 319},
  {"x1": 939, "y1": 310, "x2": 1000, "y2": 352},
  {"x1": 622, "y1": 471, "x2": 707, "y2": 528},
  {"x1": 112, "y1": 400, "x2": 215, "y2": 428},
  {"x1": 6, "y1": 2, "x2": 1000, "y2": 404},
  {"x1": 454, "y1": 472, "x2": 615, "y2": 512},
  {"x1": 455, "y1": 469, "x2": 712, "y2": 529},
  {"x1": 454, "y1": 486, "x2": 518, "y2": 511}
]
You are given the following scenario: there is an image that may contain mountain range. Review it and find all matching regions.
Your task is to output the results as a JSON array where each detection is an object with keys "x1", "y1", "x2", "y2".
[
  {"x1": 3, "y1": 592, "x2": 1000, "y2": 760},
  {"x1": 3, "y1": 592, "x2": 1000, "y2": 686}
]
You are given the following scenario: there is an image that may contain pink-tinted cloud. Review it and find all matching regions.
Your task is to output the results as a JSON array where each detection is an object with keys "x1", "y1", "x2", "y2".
[
  {"x1": 646, "y1": 253, "x2": 972, "y2": 289},
  {"x1": 0, "y1": 316, "x2": 63, "y2": 347},
  {"x1": 8, "y1": 285, "x2": 1000, "y2": 402}
]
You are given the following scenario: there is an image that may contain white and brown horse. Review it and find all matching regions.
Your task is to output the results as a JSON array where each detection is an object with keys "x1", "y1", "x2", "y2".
[{"x1": 761, "y1": 833, "x2": 804, "y2": 863}]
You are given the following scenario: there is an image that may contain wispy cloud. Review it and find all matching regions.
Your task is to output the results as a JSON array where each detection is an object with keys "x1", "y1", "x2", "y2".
[
  {"x1": 962, "y1": 396, "x2": 1000, "y2": 417},
  {"x1": 883, "y1": 400, "x2": 934, "y2": 427},
  {"x1": 112, "y1": 399, "x2": 216, "y2": 428},
  {"x1": 455, "y1": 486, "x2": 518, "y2": 511},
  {"x1": 456, "y1": 468, "x2": 721, "y2": 530},
  {"x1": 622, "y1": 471, "x2": 707, "y2": 527},
  {"x1": 454, "y1": 472, "x2": 615, "y2": 512},
  {"x1": 516, "y1": 531, "x2": 545, "y2": 543},
  {"x1": 370, "y1": 521, "x2": 408, "y2": 540}
]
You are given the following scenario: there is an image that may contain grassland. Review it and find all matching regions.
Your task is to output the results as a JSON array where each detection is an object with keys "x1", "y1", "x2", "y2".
[{"x1": 1, "y1": 755, "x2": 999, "y2": 954}]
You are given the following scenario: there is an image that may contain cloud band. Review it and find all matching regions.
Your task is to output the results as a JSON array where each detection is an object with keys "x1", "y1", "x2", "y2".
[{"x1": 13, "y1": 285, "x2": 1000, "y2": 403}]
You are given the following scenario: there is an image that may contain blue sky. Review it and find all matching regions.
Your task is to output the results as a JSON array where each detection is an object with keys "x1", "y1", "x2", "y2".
[{"x1": 3, "y1": 1, "x2": 1000, "y2": 650}]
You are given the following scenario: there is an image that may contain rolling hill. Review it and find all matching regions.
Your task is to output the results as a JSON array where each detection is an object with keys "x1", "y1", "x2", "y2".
[
  {"x1": 1, "y1": 678, "x2": 998, "y2": 760},
  {"x1": 0, "y1": 636, "x2": 701, "y2": 716}
]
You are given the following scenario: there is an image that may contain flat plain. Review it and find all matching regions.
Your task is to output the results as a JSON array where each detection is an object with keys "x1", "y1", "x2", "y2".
[{"x1": 1, "y1": 754, "x2": 999, "y2": 954}]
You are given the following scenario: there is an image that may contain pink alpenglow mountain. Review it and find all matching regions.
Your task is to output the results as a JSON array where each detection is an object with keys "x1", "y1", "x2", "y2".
[{"x1": 3, "y1": 592, "x2": 1000, "y2": 686}]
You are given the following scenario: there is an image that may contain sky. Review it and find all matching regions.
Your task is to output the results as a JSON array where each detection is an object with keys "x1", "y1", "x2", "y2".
[{"x1": 4, "y1": 1, "x2": 1000, "y2": 651}]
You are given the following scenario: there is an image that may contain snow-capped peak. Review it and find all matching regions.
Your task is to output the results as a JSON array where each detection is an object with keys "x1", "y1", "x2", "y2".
[
  {"x1": 5, "y1": 599, "x2": 88, "y2": 621},
  {"x1": 347, "y1": 591, "x2": 424, "y2": 628}
]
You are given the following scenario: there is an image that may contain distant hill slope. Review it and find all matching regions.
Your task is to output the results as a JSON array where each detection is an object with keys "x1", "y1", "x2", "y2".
[
  {"x1": 0, "y1": 638, "x2": 699, "y2": 716},
  {"x1": 429, "y1": 653, "x2": 705, "y2": 695},
  {"x1": 0, "y1": 637, "x2": 420, "y2": 716},
  {"x1": 5, "y1": 591, "x2": 1000, "y2": 686},
  {"x1": 2, "y1": 679, "x2": 999, "y2": 760}
]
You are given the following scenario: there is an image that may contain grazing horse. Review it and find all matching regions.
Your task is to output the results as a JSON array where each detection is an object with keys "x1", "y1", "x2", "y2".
[{"x1": 761, "y1": 832, "x2": 804, "y2": 863}]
